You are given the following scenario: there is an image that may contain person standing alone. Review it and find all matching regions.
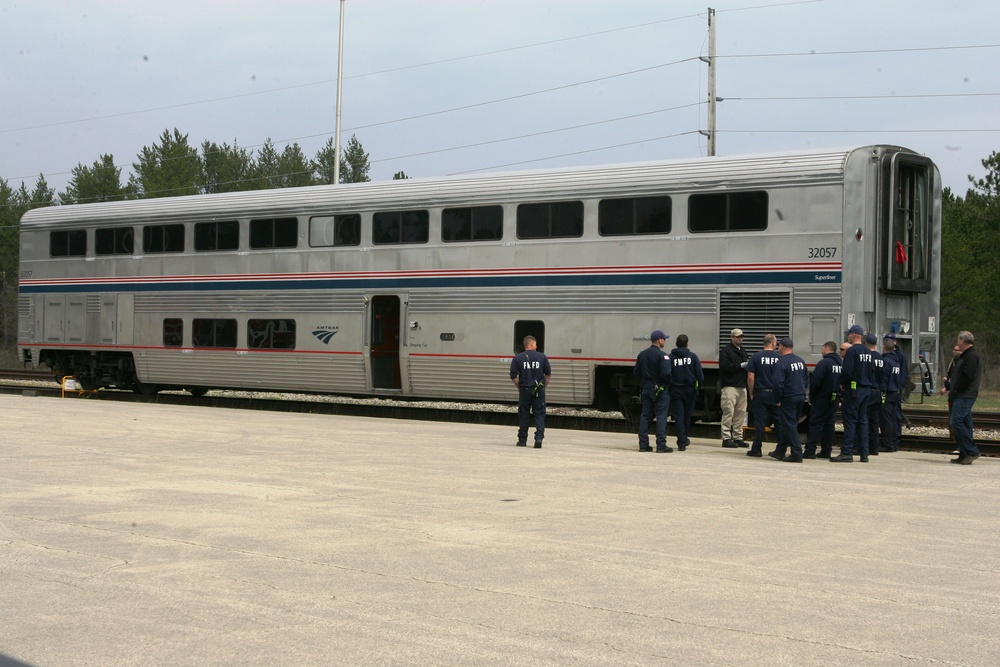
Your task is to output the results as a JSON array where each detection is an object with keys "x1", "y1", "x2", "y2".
[
  {"x1": 634, "y1": 330, "x2": 673, "y2": 453},
  {"x1": 949, "y1": 331, "x2": 982, "y2": 464},
  {"x1": 719, "y1": 328, "x2": 749, "y2": 448},
  {"x1": 510, "y1": 335, "x2": 551, "y2": 448}
]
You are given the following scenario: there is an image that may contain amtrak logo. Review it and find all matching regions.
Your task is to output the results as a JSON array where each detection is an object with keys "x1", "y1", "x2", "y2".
[{"x1": 311, "y1": 327, "x2": 340, "y2": 344}]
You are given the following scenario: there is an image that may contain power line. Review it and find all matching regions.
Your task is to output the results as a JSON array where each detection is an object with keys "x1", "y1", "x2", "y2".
[
  {"x1": 449, "y1": 131, "x2": 703, "y2": 175},
  {"x1": 3, "y1": 37, "x2": 997, "y2": 136},
  {"x1": 343, "y1": 14, "x2": 702, "y2": 80},
  {"x1": 371, "y1": 103, "x2": 705, "y2": 164},
  {"x1": 1, "y1": 62, "x2": 701, "y2": 184},
  {"x1": 0, "y1": 13, "x2": 704, "y2": 136},
  {"x1": 719, "y1": 128, "x2": 1000, "y2": 134},
  {"x1": 718, "y1": 44, "x2": 1000, "y2": 59},
  {"x1": 725, "y1": 92, "x2": 1000, "y2": 101},
  {"x1": 343, "y1": 58, "x2": 699, "y2": 133}
]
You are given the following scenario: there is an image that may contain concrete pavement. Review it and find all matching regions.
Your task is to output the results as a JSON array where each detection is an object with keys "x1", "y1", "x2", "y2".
[{"x1": 1, "y1": 394, "x2": 997, "y2": 666}]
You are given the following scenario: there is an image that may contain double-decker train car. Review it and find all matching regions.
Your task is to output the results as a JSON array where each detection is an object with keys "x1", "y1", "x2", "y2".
[{"x1": 18, "y1": 145, "x2": 940, "y2": 426}]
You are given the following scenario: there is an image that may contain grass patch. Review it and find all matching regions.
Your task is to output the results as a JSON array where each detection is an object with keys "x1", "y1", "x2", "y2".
[{"x1": 904, "y1": 391, "x2": 1000, "y2": 411}]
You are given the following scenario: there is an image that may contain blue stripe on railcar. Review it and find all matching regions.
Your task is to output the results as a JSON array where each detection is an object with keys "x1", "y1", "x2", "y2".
[{"x1": 19, "y1": 270, "x2": 841, "y2": 294}]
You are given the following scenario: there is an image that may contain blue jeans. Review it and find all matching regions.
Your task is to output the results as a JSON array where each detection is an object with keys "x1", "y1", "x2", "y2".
[
  {"x1": 638, "y1": 384, "x2": 670, "y2": 450},
  {"x1": 517, "y1": 386, "x2": 545, "y2": 443},
  {"x1": 950, "y1": 396, "x2": 979, "y2": 458}
]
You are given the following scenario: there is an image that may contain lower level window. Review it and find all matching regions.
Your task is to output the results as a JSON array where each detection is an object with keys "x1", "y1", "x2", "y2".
[
  {"x1": 163, "y1": 318, "x2": 183, "y2": 347},
  {"x1": 192, "y1": 318, "x2": 237, "y2": 348},
  {"x1": 514, "y1": 320, "x2": 545, "y2": 354},
  {"x1": 248, "y1": 319, "x2": 296, "y2": 349}
]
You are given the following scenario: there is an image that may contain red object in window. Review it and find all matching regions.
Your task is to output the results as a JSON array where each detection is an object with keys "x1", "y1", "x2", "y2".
[{"x1": 894, "y1": 241, "x2": 907, "y2": 264}]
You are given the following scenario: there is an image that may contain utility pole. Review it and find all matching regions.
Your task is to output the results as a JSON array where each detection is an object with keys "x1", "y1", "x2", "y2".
[
  {"x1": 333, "y1": 0, "x2": 346, "y2": 184},
  {"x1": 699, "y1": 8, "x2": 717, "y2": 156}
]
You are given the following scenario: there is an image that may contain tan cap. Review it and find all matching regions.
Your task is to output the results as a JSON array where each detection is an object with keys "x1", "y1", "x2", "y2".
[{"x1": 731, "y1": 328, "x2": 744, "y2": 338}]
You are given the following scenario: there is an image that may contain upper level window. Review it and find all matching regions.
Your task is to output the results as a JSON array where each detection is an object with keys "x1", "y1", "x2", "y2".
[
  {"x1": 442, "y1": 205, "x2": 503, "y2": 242},
  {"x1": 689, "y1": 191, "x2": 768, "y2": 233},
  {"x1": 516, "y1": 201, "x2": 584, "y2": 239},
  {"x1": 599, "y1": 196, "x2": 672, "y2": 236},
  {"x1": 309, "y1": 214, "x2": 361, "y2": 247},
  {"x1": 194, "y1": 220, "x2": 239, "y2": 251},
  {"x1": 250, "y1": 217, "x2": 298, "y2": 249},
  {"x1": 373, "y1": 210, "x2": 429, "y2": 245},
  {"x1": 143, "y1": 224, "x2": 185, "y2": 253},
  {"x1": 49, "y1": 229, "x2": 87, "y2": 257},
  {"x1": 95, "y1": 227, "x2": 135, "y2": 255}
]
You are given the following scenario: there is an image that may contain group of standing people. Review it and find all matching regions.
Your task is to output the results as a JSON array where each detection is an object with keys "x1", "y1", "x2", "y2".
[
  {"x1": 513, "y1": 328, "x2": 982, "y2": 466},
  {"x1": 718, "y1": 325, "x2": 914, "y2": 462},
  {"x1": 724, "y1": 330, "x2": 810, "y2": 461},
  {"x1": 633, "y1": 330, "x2": 705, "y2": 452}
]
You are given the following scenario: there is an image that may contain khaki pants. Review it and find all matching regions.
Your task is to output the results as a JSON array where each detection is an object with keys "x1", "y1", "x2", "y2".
[{"x1": 720, "y1": 386, "x2": 747, "y2": 441}]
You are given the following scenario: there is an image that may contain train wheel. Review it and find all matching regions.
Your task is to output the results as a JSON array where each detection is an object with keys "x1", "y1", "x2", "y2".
[
  {"x1": 187, "y1": 387, "x2": 209, "y2": 397},
  {"x1": 132, "y1": 382, "x2": 160, "y2": 396},
  {"x1": 618, "y1": 390, "x2": 641, "y2": 433}
]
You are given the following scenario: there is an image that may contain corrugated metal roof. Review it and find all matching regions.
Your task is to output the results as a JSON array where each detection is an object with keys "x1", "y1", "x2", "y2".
[{"x1": 21, "y1": 146, "x2": 908, "y2": 228}]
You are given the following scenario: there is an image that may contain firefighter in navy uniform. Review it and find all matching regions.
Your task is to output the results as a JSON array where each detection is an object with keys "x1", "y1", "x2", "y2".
[
  {"x1": 803, "y1": 341, "x2": 842, "y2": 459},
  {"x1": 864, "y1": 333, "x2": 886, "y2": 456},
  {"x1": 745, "y1": 334, "x2": 781, "y2": 458},
  {"x1": 768, "y1": 338, "x2": 809, "y2": 462},
  {"x1": 879, "y1": 337, "x2": 903, "y2": 452},
  {"x1": 882, "y1": 332, "x2": 909, "y2": 450},
  {"x1": 833, "y1": 325, "x2": 877, "y2": 462},
  {"x1": 634, "y1": 330, "x2": 673, "y2": 453},
  {"x1": 509, "y1": 335, "x2": 551, "y2": 448},
  {"x1": 668, "y1": 334, "x2": 704, "y2": 451}
]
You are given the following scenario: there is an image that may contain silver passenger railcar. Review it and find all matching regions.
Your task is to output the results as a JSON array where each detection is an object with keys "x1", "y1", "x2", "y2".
[{"x1": 18, "y1": 145, "x2": 940, "y2": 425}]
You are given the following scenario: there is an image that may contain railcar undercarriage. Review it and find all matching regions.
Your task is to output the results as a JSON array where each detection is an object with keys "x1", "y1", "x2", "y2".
[{"x1": 36, "y1": 349, "x2": 206, "y2": 396}]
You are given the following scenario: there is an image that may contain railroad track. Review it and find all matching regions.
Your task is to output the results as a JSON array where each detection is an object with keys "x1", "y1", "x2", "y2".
[
  {"x1": 2, "y1": 369, "x2": 58, "y2": 382},
  {"x1": 0, "y1": 372, "x2": 995, "y2": 456},
  {"x1": 903, "y1": 406, "x2": 1000, "y2": 431}
]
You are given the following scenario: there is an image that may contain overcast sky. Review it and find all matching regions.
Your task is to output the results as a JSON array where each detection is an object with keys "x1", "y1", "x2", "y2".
[{"x1": 2, "y1": 0, "x2": 998, "y2": 198}]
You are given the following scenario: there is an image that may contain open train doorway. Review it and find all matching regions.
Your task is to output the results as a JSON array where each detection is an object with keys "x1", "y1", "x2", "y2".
[{"x1": 370, "y1": 295, "x2": 402, "y2": 390}]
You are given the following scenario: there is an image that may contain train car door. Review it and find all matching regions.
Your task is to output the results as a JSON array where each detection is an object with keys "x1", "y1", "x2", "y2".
[
  {"x1": 100, "y1": 294, "x2": 134, "y2": 346},
  {"x1": 878, "y1": 151, "x2": 939, "y2": 383},
  {"x1": 43, "y1": 296, "x2": 64, "y2": 343},
  {"x1": 369, "y1": 295, "x2": 402, "y2": 389},
  {"x1": 65, "y1": 295, "x2": 86, "y2": 343}
]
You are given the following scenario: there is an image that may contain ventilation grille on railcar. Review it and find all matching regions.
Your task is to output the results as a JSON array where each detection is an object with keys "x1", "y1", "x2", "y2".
[{"x1": 719, "y1": 292, "x2": 791, "y2": 355}]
